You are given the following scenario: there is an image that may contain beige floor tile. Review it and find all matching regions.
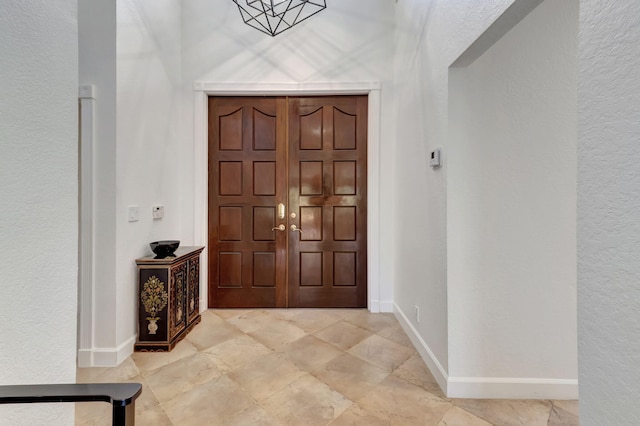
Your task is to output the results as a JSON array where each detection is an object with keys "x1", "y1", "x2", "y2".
[
  {"x1": 261, "y1": 374, "x2": 352, "y2": 426},
  {"x1": 127, "y1": 375, "x2": 160, "y2": 417},
  {"x1": 228, "y1": 352, "x2": 306, "y2": 401},
  {"x1": 198, "y1": 309, "x2": 226, "y2": 325},
  {"x1": 76, "y1": 367, "x2": 108, "y2": 384},
  {"x1": 311, "y1": 353, "x2": 389, "y2": 401},
  {"x1": 75, "y1": 401, "x2": 111, "y2": 426},
  {"x1": 76, "y1": 309, "x2": 580, "y2": 426},
  {"x1": 548, "y1": 404, "x2": 579, "y2": 426},
  {"x1": 336, "y1": 308, "x2": 370, "y2": 320},
  {"x1": 143, "y1": 352, "x2": 222, "y2": 403},
  {"x1": 453, "y1": 398, "x2": 552, "y2": 426},
  {"x1": 393, "y1": 354, "x2": 447, "y2": 398},
  {"x1": 280, "y1": 334, "x2": 343, "y2": 371},
  {"x1": 209, "y1": 308, "x2": 255, "y2": 320},
  {"x1": 376, "y1": 323, "x2": 415, "y2": 348},
  {"x1": 552, "y1": 400, "x2": 579, "y2": 416},
  {"x1": 162, "y1": 375, "x2": 255, "y2": 426},
  {"x1": 348, "y1": 334, "x2": 414, "y2": 373},
  {"x1": 184, "y1": 319, "x2": 244, "y2": 351},
  {"x1": 222, "y1": 404, "x2": 281, "y2": 426},
  {"x1": 227, "y1": 309, "x2": 277, "y2": 333},
  {"x1": 131, "y1": 338, "x2": 198, "y2": 373},
  {"x1": 358, "y1": 375, "x2": 452, "y2": 425},
  {"x1": 346, "y1": 311, "x2": 399, "y2": 333},
  {"x1": 314, "y1": 320, "x2": 372, "y2": 350},
  {"x1": 329, "y1": 404, "x2": 391, "y2": 426},
  {"x1": 437, "y1": 406, "x2": 492, "y2": 425},
  {"x1": 248, "y1": 318, "x2": 308, "y2": 350},
  {"x1": 204, "y1": 334, "x2": 272, "y2": 373},
  {"x1": 135, "y1": 405, "x2": 173, "y2": 426},
  {"x1": 284, "y1": 309, "x2": 344, "y2": 333},
  {"x1": 268, "y1": 308, "x2": 301, "y2": 320}
]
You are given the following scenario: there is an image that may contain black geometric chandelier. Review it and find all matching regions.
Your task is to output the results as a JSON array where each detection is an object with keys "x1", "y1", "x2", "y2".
[{"x1": 232, "y1": 0, "x2": 327, "y2": 37}]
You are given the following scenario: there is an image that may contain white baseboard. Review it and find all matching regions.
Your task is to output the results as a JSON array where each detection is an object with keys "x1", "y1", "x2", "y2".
[
  {"x1": 394, "y1": 303, "x2": 449, "y2": 393},
  {"x1": 77, "y1": 349, "x2": 93, "y2": 368},
  {"x1": 379, "y1": 300, "x2": 394, "y2": 313},
  {"x1": 393, "y1": 303, "x2": 578, "y2": 400},
  {"x1": 76, "y1": 335, "x2": 136, "y2": 368},
  {"x1": 447, "y1": 377, "x2": 578, "y2": 400},
  {"x1": 370, "y1": 300, "x2": 394, "y2": 313}
]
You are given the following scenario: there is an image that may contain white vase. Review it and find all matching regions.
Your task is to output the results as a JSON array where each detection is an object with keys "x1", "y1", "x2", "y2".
[{"x1": 148, "y1": 318, "x2": 159, "y2": 335}]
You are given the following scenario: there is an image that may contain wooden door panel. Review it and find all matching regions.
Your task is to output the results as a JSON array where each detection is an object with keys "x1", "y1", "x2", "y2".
[
  {"x1": 209, "y1": 95, "x2": 366, "y2": 309},
  {"x1": 333, "y1": 108, "x2": 357, "y2": 150},
  {"x1": 288, "y1": 96, "x2": 367, "y2": 308},
  {"x1": 253, "y1": 252, "x2": 276, "y2": 287},
  {"x1": 252, "y1": 207, "x2": 277, "y2": 241},
  {"x1": 219, "y1": 108, "x2": 243, "y2": 150},
  {"x1": 208, "y1": 97, "x2": 287, "y2": 308},
  {"x1": 253, "y1": 162, "x2": 276, "y2": 195},
  {"x1": 219, "y1": 252, "x2": 242, "y2": 287},
  {"x1": 333, "y1": 206, "x2": 356, "y2": 241},
  {"x1": 253, "y1": 109, "x2": 277, "y2": 150},
  {"x1": 300, "y1": 109, "x2": 323, "y2": 149},
  {"x1": 333, "y1": 161, "x2": 356, "y2": 194},
  {"x1": 300, "y1": 207, "x2": 323, "y2": 241},
  {"x1": 300, "y1": 161, "x2": 323, "y2": 195}
]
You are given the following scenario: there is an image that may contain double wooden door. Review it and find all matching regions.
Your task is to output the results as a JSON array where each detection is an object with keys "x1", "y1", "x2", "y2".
[{"x1": 208, "y1": 96, "x2": 367, "y2": 308}]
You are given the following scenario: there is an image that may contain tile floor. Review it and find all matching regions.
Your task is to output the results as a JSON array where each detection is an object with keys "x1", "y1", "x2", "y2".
[{"x1": 76, "y1": 309, "x2": 579, "y2": 425}]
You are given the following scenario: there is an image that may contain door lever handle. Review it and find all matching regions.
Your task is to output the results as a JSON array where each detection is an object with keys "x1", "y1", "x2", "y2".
[
  {"x1": 272, "y1": 224, "x2": 285, "y2": 231},
  {"x1": 290, "y1": 224, "x2": 303, "y2": 233}
]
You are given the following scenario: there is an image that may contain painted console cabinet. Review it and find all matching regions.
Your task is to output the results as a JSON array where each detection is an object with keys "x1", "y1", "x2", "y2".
[{"x1": 134, "y1": 246, "x2": 204, "y2": 351}]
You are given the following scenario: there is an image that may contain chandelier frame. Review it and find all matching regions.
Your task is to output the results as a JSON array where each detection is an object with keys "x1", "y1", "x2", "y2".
[{"x1": 232, "y1": 0, "x2": 327, "y2": 37}]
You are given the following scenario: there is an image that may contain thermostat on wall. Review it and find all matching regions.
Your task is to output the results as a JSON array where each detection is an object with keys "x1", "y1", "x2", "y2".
[{"x1": 430, "y1": 148, "x2": 442, "y2": 168}]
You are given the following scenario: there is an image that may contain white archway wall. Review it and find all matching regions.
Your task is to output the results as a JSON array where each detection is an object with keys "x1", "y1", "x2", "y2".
[{"x1": 447, "y1": 0, "x2": 578, "y2": 398}]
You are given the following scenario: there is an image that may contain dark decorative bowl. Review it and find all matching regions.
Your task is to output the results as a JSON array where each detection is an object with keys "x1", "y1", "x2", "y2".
[{"x1": 150, "y1": 240, "x2": 180, "y2": 259}]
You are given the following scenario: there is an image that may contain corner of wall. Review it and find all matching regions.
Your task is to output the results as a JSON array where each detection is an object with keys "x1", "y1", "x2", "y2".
[{"x1": 394, "y1": 303, "x2": 449, "y2": 394}]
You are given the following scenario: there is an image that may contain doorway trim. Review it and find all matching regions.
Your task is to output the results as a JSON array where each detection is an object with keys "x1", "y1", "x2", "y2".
[{"x1": 193, "y1": 81, "x2": 383, "y2": 312}]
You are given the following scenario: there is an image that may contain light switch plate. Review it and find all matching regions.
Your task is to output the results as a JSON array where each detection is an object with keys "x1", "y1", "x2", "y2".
[
  {"x1": 128, "y1": 206, "x2": 139, "y2": 222},
  {"x1": 430, "y1": 148, "x2": 442, "y2": 168},
  {"x1": 152, "y1": 205, "x2": 164, "y2": 219}
]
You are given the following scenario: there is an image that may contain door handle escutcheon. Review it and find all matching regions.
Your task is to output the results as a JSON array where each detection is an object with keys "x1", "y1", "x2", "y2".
[
  {"x1": 278, "y1": 203, "x2": 286, "y2": 219},
  {"x1": 290, "y1": 224, "x2": 303, "y2": 233},
  {"x1": 272, "y1": 224, "x2": 285, "y2": 231}
]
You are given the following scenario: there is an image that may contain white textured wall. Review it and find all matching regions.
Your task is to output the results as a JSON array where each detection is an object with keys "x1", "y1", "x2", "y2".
[
  {"x1": 393, "y1": 0, "x2": 516, "y2": 383},
  {"x1": 578, "y1": 1, "x2": 640, "y2": 423},
  {"x1": 0, "y1": 0, "x2": 78, "y2": 424},
  {"x1": 448, "y1": 0, "x2": 577, "y2": 393}
]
